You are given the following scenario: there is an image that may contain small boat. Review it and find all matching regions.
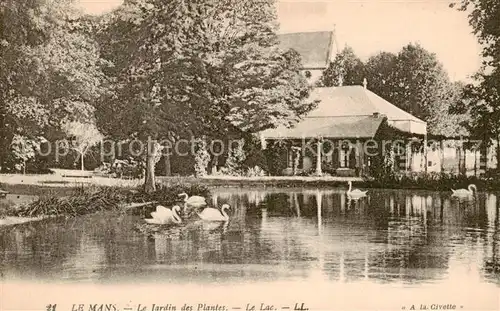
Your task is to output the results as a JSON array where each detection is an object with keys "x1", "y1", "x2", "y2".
[
  {"x1": 197, "y1": 204, "x2": 231, "y2": 222},
  {"x1": 451, "y1": 184, "x2": 477, "y2": 197},
  {"x1": 347, "y1": 181, "x2": 368, "y2": 198}
]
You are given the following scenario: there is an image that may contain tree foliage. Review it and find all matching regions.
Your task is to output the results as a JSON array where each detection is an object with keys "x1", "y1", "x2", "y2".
[
  {"x1": 451, "y1": 1, "x2": 500, "y2": 161},
  {"x1": 452, "y1": 0, "x2": 500, "y2": 71},
  {"x1": 97, "y1": 0, "x2": 315, "y2": 140},
  {"x1": 96, "y1": 0, "x2": 316, "y2": 189},
  {"x1": 0, "y1": 0, "x2": 107, "y2": 171},
  {"x1": 319, "y1": 43, "x2": 468, "y2": 136},
  {"x1": 319, "y1": 46, "x2": 365, "y2": 87}
]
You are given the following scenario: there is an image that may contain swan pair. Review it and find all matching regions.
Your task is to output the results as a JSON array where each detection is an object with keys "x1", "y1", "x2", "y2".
[
  {"x1": 347, "y1": 181, "x2": 368, "y2": 198},
  {"x1": 144, "y1": 204, "x2": 231, "y2": 224},
  {"x1": 145, "y1": 192, "x2": 230, "y2": 224},
  {"x1": 451, "y1": 184, "x2": 477, "y2": 197}
]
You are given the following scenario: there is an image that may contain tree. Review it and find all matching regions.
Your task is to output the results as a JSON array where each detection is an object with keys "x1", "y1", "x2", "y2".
[
  {"x1": 452, "y1": 1, "x2": 500, "y2": 72},
  {"x1": 0, "y1": 0, "x2": 107, "y2": 172},
  {"x1": 454, "y1": 74, "x2": 500, "y2": 169},
  {"x1": 319, "y1": 44, "x2": 466, "y2": 136},
  {"x1": 319, "y1": 46, "x2": 365, "y2": 87},
  {"x1": 363, "y1": 52, "x2": 399, "y2": 103},
  {"x1": 391, "y1": 44, "x2": 452, "y2": 124},
  {"x1": 97, "y1": 0, "x2": 316, "y2": 192},
  {"x1": 452, "y1": 1, "x2": 500, "y2": 170},
  {"x1": 62, "y1": 121, "x2": 104, "y2": 171}
]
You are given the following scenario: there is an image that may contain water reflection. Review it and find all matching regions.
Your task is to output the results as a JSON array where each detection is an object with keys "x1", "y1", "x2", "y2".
[{"x1": 0, "y1": 188, "x2": 498, "y2": 286}]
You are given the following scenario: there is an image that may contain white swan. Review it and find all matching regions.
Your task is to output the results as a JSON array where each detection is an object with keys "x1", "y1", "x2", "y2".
[
  {"x1": 145, "y1": 205, "x2": 182, "y2": 225},
  {"x1": 178, "y1": 192, "x2": 207, "y2": 209},
  {"x1": 451, "y1": 184, "x2": 477, "y2": 197},
  {"x1": 197, "y1": 204, "x2": 231, "y2": 221},
  {"x1": 347, "y1": 181, "x2": 368, "y2": 198}
]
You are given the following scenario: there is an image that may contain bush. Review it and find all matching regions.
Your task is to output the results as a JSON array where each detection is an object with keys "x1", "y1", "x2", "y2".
[
  {"x1": 245, "y1": 166, "x2": 266, "y2": 177},
  {"x1": 3, "y1": 186, "x2": 130, "y2": 218},
  {"x1": 194, "y1": 139, "x2": 210, "y2": 177},
  {"x1": 363, "y1": 171, "x2": 491, "y2": 191},
  {"x1": 1, "y1": 183, "x2": 211, "y2": 218}
]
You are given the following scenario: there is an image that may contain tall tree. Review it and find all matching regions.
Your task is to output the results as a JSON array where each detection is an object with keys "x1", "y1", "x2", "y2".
[
  {"x1": 319, "y1": 43, "x2": 465, "y2": 135},
  {"x1": 391, "y1": 44, "x2": 452, "y2": 124},
  {"x1": 452, "y1": 1, "x2": 500, "y2": 72},
  {"x1": 97, "y1": 0, "x2": 316, "y2": 192},
  {"x1": 0, "y1": 0, "x2": 107, "y2": 171},
  {"x1": 452, "y1": 1, "x2": 500, "y2": 168},
  {"x1": 319, "y1": 45, "x2": 365, "y2": 87},
  {"x1": 363, "y1": 51, "x2": 399, "y2": 103}
]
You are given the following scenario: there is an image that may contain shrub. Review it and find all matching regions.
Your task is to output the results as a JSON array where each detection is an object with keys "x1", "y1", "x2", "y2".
[
  {"x1": 4, "y1": 186, "x2": 130, "y2": 218},
  {"x1": 194, "y1": 139, "x2": 210, "y2": 177},
  {"x1": 363, "y1": 171, "x2": 490, "y2": 191},
  {"x1": 2, "y1": 184, "x2": 211, "y2": 218},
  {"x1": 224, "y1": 139, "x2": 246, "y2": 175}
]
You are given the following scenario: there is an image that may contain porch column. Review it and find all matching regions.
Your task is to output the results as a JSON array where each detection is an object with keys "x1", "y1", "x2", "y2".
[
  {"x1": 316, "y1": 137, "x2": 323, "y2": 175},
  {"x1": 405, "y1": 140, "x2": 410, "y2": 172},
  {"x1": 338, "y1": 141, "x2": 343, "y2": 167},
  {"x1": 480, "y1": 141, "x2": 487, "y2": 175},
  {"x1": 292, "y1": 146, "x2": 301, "y2": 176},
  {"x1": 355, "y1": 141, "x2": 364, "y2": 177},
  {"x1": 424, "y1": 134, "x2": 428, "y2": 173}
]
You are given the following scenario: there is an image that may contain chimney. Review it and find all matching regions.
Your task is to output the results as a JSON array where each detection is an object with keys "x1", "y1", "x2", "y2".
[{"x1": 363, "y1": 78, "x2": 368, "y2": 89}]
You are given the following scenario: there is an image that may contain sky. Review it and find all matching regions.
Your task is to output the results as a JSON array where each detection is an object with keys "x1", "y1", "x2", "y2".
[{"x1": 76, "y1": 0, "x2": 482, "y2": 82}]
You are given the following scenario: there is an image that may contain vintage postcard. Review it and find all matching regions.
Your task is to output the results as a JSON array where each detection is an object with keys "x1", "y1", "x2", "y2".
[{"x1": 1, "y1": 0, "x2": 499, "y2": 310}]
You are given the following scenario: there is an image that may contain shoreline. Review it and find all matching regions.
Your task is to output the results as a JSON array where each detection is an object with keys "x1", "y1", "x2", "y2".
[{"x1": 1, "y1": 173, "x2": 498, "y2": 195}]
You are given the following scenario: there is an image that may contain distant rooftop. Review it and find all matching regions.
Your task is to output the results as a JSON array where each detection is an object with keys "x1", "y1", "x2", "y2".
[{"x1": 278, "y1": 31, "x2": 336, "y2": 70}]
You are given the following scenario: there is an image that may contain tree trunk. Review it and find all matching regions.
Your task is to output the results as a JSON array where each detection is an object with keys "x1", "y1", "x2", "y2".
[
  {"x1": 0, "y1": 103, "x2": 7, "y2": 173},
  {"x1": 440, "y1": 140, "x2": 445, "y2": 173},
  {"x1": 164, "y1": 153, "x2": 171, "y2": 176},
  {"x1": 424, "y1": 135, "x2": 428, "y2": 173},
  {"x1": 81, "y1": 153, "x2": 85, "y2": 171},
  {"x1": 144, "y1": 140, "x2": 157, "y2": 193},
  {"x1": 496, "y1": 135, "x2": 500, "y2": 173}
]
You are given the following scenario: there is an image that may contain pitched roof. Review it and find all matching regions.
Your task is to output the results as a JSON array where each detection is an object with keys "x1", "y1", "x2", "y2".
[
  {"x1": 307, "y1": 86, "x2": 425, "y2": 124},
  {"x1": 278, "y1": 31, "x2": 334, "y2": 69},
  {"x1": 261, "y1": 86, "x2": 427, "y2": 139},
  {"x1": 261, "y1": 115, "x2": 384, "y2": 139}
]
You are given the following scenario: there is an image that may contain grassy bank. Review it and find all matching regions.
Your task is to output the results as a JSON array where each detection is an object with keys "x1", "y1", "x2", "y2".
[
  {"x1": 0, "y1": 183, "x2": 210, "y2": 218},
  {"x1": 361, "y1": 172, "x2": 500, "y2": 192},
  {"x1": 2, "y1": 171, "x2": 500, "y2": 195}
]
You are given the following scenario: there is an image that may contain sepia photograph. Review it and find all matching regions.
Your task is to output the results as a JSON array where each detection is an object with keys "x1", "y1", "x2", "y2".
[{"x1": 1, "y1": 0, "x2": 499, "y2": 310}]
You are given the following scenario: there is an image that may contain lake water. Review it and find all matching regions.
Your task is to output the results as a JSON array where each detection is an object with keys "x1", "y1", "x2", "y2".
[{"x1": 1, "y1": 187, "x2": 499, "y2": 310}]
